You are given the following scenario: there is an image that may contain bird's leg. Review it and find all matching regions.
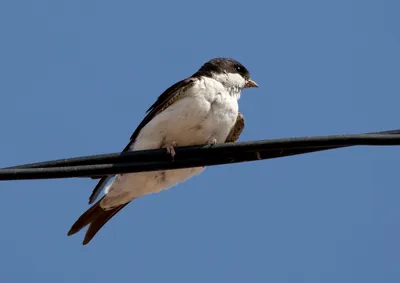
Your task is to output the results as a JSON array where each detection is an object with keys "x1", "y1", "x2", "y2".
[{"x1": 163, "y1": 141, "x2": 178, "y2": 159}]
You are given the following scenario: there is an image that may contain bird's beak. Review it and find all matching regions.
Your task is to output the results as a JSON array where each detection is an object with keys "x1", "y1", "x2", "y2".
[{"x1": 245, "y1": 78, "x2": 258, "y2": 88}]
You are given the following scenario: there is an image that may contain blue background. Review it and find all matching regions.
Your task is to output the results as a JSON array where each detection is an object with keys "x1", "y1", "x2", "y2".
[{"x1": 0, "y1": 0, "x2": 399, "y2": 282}]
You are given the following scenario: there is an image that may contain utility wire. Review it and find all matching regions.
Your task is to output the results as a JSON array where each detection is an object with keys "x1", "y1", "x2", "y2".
[{"x1": 1, "y1": 130, "x2": 400, "y2": 181}]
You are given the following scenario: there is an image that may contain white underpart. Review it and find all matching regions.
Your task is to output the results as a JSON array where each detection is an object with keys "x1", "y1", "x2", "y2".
[{"x1": 101, "y1": 74, "x2": 243, "y2": 210}]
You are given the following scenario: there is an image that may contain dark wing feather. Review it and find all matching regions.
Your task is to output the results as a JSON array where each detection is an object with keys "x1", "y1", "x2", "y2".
[
  {"x1": 88, "y1": 77, "x2": 198, "y2": 204},
  {"x1": 88, "y1": 176, "x2": 113, "y2": 204},
  {"x1": 225, "y1": 112, "x2": 245, "y2": 143}
]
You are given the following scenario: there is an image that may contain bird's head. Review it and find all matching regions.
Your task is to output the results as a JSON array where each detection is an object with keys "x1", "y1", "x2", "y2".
[{"x1": 196, "y1": 58, "x2": 258, "y2": 90}]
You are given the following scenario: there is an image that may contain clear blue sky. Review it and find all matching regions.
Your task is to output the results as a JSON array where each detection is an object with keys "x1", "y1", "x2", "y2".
[{"x1": 0, "y1": 0, "x2": 399, "y2": 282}]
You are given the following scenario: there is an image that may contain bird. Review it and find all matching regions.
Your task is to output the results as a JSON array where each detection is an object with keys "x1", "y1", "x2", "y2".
[{"x1": 67, "y1": 58, "x2": 258, "y2": 245}]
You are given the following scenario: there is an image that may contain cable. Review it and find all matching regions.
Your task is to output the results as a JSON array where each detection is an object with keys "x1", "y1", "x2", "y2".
[
  {"x1": 1, "y1": 129, "x2": 400, "y2": 181},
  {"x1": 6, "y1": 129, "x2": 400, "y2": 170}
]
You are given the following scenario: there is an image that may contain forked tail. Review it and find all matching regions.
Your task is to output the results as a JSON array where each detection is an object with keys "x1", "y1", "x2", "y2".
[{"x1": 67, "y1": 197, "x2": 130, "y2": 245}]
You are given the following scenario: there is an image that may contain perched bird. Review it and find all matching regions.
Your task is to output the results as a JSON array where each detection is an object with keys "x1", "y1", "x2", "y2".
[{"x1": 67, "y1": 58, "x2": 258, "y2": 245}]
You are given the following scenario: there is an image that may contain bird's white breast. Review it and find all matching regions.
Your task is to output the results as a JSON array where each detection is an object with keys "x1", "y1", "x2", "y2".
[{"x1": 101, "y1": 77, "x2": 240, "y2": 209}]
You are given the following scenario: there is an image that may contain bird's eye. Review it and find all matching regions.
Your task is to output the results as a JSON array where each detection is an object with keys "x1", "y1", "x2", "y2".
[{"x1": 235, "y1": 65, "x2": 241, "y2": 72}]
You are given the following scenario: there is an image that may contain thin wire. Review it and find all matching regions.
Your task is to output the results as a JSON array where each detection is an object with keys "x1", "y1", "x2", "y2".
[{"x1": 1, "y1": 130, "x2": 400, "y2": 181}]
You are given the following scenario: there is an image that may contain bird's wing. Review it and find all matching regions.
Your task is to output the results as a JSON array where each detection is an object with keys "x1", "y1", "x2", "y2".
[
  {"x1": 88, "y1": 77, "x2": 198, "y2": 204},
  {"x1": 225, "y1": 112, "x2": 245, "y2": 143}
]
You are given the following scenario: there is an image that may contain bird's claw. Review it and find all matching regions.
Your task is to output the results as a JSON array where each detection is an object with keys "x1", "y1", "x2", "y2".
[{"x1": 163, "y1": 141, "x2": 178, "y2": 159}]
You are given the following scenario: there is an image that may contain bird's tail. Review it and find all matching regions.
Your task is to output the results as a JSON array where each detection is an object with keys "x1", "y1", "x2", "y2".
[{"x1": 67, "y1": 197, "x2": 130, "y2": 245}]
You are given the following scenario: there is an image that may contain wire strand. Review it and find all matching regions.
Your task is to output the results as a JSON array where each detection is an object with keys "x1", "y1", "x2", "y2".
[
  {"x1": 6, "y1": 129, "x2": 400, "y2": 170},
  {"x1": 1, "y1": 129, "x2": 400, "y2": 181}
]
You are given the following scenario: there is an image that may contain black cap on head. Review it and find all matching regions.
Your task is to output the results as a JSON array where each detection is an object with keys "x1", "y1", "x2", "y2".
[{"x1": 195, "y1": 58, "x2": 251, "y2": 80}]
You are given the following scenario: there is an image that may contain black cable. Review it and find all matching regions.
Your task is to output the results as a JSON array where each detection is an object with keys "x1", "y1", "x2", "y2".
[
  {"x1": 6, "y1": 129, "x2": 400, "y2": 170},
  {"x1": 1, "y1": 130, "x2": 400, "y2": 181}
]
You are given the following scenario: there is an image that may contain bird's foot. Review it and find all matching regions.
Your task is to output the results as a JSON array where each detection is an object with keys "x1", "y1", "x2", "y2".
[
  {"x1": 207, "y1": 138, "x2": 218, "y2": 145},
  {"x1": 163, "y1": 141, "x2": 178, "y2": 159}
]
